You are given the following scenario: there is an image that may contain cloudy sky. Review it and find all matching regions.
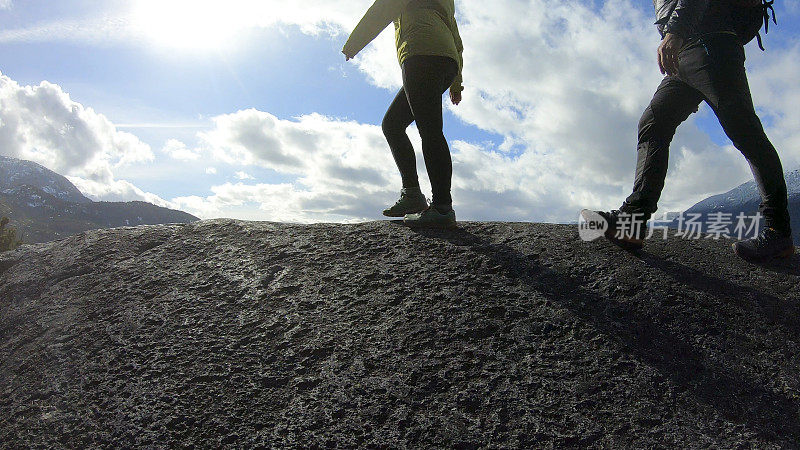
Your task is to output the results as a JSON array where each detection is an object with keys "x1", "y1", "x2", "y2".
[{"x1": 1, "y1": 0, "x2": 799, "y2": 223}]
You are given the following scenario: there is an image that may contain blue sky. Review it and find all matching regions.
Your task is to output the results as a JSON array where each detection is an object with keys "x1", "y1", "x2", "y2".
[{"x1": 1, "y1": 0, "x2": 799, "y2": 222}]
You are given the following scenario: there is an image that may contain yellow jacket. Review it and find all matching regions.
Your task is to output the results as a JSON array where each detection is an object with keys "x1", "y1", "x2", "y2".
[{"x1": 343, "y1": 0, "x2": 464, "y2": 93}]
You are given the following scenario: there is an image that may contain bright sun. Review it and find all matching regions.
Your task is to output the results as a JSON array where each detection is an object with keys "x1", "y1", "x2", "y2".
[{"x1": 132, "y1": 0, "x2": 245, "y2": 51}]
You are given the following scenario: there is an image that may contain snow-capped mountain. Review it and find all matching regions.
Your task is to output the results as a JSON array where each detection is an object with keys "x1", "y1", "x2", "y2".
[
  {"x1": 679, "y1": 169, "x2": 800, "y2": 241},
  {"x1": 0, "y1": 156, "x2": 198, "y2": 244},
  {"x1": 0, "y1": 156, "x2": 91, "y2": 204},
  {"x1": 685, "y1": 170, "x2": 800, "y2": 213}
]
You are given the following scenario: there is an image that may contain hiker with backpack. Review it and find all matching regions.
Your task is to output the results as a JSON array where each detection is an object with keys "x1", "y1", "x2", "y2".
[
  {"x1": 583, "y1": 0, "x2": 794, "y2": 261},
  {"x1": 343, "y1": 0, "x2": 464, "y2": 228}
]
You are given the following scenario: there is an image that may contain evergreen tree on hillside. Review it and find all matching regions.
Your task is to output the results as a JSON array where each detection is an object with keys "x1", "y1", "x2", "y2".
[{"x1": 0, "y1": 217, "x2": 22, "y2": 252}]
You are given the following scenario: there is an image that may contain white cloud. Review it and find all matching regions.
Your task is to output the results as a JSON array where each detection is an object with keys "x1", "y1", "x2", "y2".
[
  {"x1": 0, "y1": 72, "x2": 153, "y2": 176},
  {"x1": 349, "y1": 29, "x2": 403, "y2": 90},
  {"x1": 746, "y1": 42, "x2": 800, "y2": 172},
  {"x1": 169, "y1": 0, "x2": 800, "y2": 223},
  {"x1": 0, "y1": 16, "x2": 133, "y2": 46},
  {"x1": 234, "y1": 171, "x2": 254, "y2": 180},
  {"x1": 200, "y1": 110, "x2": 396, "y2": 191},
  {"x1": 173, "y1": 181, "x2": 382, "y2": 223},
  {"x1": 0, "y1": 1, "x2": 370, "y2": 46},
  {"x1": 177, "y1": 110, "x2": 404, "y2": 221},
  {"x1": 5, "y1": 1, "x2": 800, "y2": 223},
  {"x1": 68, "y1": 176, "x2": 172, "y2": 207},
  {"x1": 348, "y1": 0, "x2": 800, "y2": 218},
  {"x1": 205, "y1": 167, "x2": 218, "y2": 175},
  {"x1": 341, "y1": 0, "x2": 708, "y2": 217},
  {"x1": 0, "y1": 71, "x2": 166, "y2": 204},
  {"x1": 174, "y1": 183, "x2": 306, "y2": 222},
  {"x1": 0, "y1": 0, "x2": 12, "y2": 10},
  {"x1": 162, "y1": 138, "x2": 201, "y2": 161},
  {"x1": 173, "y1": 107, "x2": 614, "y2": 222}
]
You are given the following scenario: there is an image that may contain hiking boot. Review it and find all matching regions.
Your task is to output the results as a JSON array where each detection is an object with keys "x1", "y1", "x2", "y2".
[
  {"x1": 580, "y1": 209, "x2": 647, "y2": 250},
  {"x1": 404, "y1": 206, "x2": 457, "y2": 228},
  {"x1": 732, "y1": 228, "x2": 795, "y2": 262},
  {"x1": 382, "y1": 188, "x2": 428, "y2": 217}
]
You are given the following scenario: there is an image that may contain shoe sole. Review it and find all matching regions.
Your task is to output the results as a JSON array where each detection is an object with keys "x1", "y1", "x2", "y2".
[
  {"x1": 382, "y1": 208, "x2": 427, "y2": 218},
  {"x1": 604, "y1": 225, "x2": 645, "y2": 250},
  {"x1": 403, "y1": 220, "x2": 457, "y2": 229},
  {"x1": 732, "y1": 243, "x2": 796, "y2": 262}
]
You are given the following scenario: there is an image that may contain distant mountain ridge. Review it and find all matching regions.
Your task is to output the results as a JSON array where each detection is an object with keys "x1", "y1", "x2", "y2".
[
  {"x1": 678, "y1": 169, "x2": 800, "y2": 241},
  {"x1": 0, "y1": 155, "x2": 91, "y2": 204},
  {"x1": 0, "y1": 156, "x2": 198, "y2": 243}
]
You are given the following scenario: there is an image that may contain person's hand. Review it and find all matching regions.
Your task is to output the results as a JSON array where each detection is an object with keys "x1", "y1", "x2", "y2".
[
  {"x1": 450, "y1": 89, "x2": 462, "y2": 106},
  {"x1": 658, "y1": 33, "x2": 684, "y2": 76},
  {"x1": 342, "y1": 45, "x2": 357, "y2": 61}
]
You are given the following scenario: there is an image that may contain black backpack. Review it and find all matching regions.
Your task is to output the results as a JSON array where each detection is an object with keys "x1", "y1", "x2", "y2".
[{"x1": 733, "y1": 0, "x2": 777, "y2": 50}]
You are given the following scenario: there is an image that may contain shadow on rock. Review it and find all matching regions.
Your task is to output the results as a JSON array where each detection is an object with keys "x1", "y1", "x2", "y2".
[
  {"x1": 636, "y1": 252, "x2": 800, "y2": 327},
  {"x1": 753, "y1": 253, "x2": 800, "y2": 276},
  {"x1": 409, "y1": 225, "x2": 800, "y2": 447}
]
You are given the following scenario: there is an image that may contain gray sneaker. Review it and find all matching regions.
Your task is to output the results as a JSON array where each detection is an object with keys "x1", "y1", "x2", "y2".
[
  {"x1": 732, "y1": 228, "x2": 795, "y2": 262},
  {"x1": 404, "y1": 206, "x2": 456, "y2": 228},
  {"x1": 383, "y1": 189, "x2": 428, "y2": 217}
]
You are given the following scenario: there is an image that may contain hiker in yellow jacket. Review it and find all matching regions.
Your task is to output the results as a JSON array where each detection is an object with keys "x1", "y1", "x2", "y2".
[{"x1": 343, "y1": 0, "x2": 464, "y2": 228}]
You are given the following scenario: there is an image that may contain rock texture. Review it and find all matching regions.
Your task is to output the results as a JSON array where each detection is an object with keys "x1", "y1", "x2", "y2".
[{"x1": 1, "y1": 220, "x2": 799, "y2": 448}]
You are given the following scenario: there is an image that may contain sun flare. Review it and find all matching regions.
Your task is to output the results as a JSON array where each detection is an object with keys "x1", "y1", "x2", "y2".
[{"x1": 132, "y1": 0, "x2": 245, "y2": 51}]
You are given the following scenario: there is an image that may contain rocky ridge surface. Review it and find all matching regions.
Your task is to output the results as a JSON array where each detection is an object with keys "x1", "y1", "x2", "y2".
[{"x1": 1, "y1": 220, "x2": 798, "y2": 447}]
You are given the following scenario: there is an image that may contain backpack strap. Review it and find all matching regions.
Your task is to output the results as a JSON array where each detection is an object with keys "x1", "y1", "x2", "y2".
[
  {"x1": 756, "y1": 0, "x2": 777, "y2": 50},
  {"x1": 763, "y1": 0, "x2": 776, "y2": 34}
]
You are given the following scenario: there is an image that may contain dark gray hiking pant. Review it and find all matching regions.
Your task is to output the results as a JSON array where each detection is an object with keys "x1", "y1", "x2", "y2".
[{"x1": 622, "y1": 32, "x2": 791, "y2": 233}]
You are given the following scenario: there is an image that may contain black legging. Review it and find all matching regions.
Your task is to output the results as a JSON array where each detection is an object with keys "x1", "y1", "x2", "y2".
[{"x1": 382, "y1": 55, "x2": 459, "y2": 208}]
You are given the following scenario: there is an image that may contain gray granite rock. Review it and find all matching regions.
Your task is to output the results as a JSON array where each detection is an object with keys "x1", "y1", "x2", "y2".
[{"x1": 1, "y1": 220, "x2": 798, "y2": 447}]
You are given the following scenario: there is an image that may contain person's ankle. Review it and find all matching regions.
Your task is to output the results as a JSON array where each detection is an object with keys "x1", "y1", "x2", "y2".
[
  {"x1": 401, "y1": 186, "x2": 423, "y2": 196},
  {"x1": 432, "y1": 203, "x2": 452, "y2": 214},
  {"x1": 768, "y1": 226, "x2": 792, "y2": 238}
]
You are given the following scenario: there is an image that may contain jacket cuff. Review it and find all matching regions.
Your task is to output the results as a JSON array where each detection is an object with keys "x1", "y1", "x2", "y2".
[
  {"x1": 342, "y1": 43, "x2": 356, "y2": 58},
  {"x1": 662, "y1": 20, "x2": 689, "y2": 39}
]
